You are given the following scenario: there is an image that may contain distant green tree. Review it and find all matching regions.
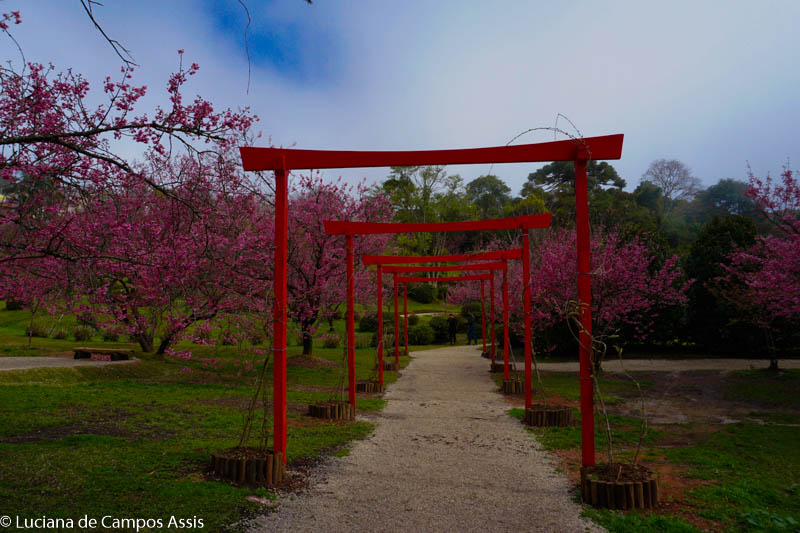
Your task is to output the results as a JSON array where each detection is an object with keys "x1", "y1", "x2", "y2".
[
  {"x1": 465, "y1": 175, "x2": 512, "y2": 218},
  {"x1": 685, "y1": 215, "x2": 759, "y2": 352},
  {"x1": 694, "y1": 178, "x2": 758, "y2": 220},
  {"x1": 520, "y1": 161, "x2": 625, "y2": 227}
]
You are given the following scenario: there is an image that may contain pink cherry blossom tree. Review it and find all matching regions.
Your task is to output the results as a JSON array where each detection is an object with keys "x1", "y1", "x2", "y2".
[
  {"x1": 0, "y1": 147, "x2": 275, "y2": 355},
  {"x1": 286, "y1": 173, "x2": 393, "y2": 355},
  {"x1": 717, "y1": 166, "x2": 800, "y2": 369},
  {"x1": 0, "y1": 11, "x2": 257, "y2": 267},
  {"x1": 447, "y1": 228, "x2": 690, "y2": 362}
]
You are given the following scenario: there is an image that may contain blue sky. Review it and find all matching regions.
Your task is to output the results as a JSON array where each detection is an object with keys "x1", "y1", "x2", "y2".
[{"x1": 6, "y1": 1, "x2": 800, "y2": 194}]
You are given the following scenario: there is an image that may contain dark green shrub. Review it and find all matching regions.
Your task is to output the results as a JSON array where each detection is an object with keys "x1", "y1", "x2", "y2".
[
  {"x1": 408, "y1": 283, "x2": 435, "y2": 304},
  {"x1": 25, "y1": 321, "x2": 50, "y2": 338},
  {"x1": 73, "y1": 325, "x2": 95, "y2": 342},
  {"x1": 436, "y1": 286, "x2": 448, "y2": 301},
  {"x1": 102, "y1": 330, "x2": 120, "y2": 342},
  {"x1": 370, "y1": 324, "x2": 395, "y2": 347},
  {"x1": 408, "y1": 324, "x2": 434, "y2": 345},
  {"x1": 460, "y1": 301, "x2": 482, "y2": 318},
  {"x1": 52, "y1": 329, "x2": 68, "y2": 340},
  {"x1": 428, "y1": 315, "x2": 450, "y2": 343},
  {"x1": 358, "y1": 311, "x2": 379, "y2": 332},
  {"x1": 4, "y1": 301, "x2": 23, "y2": 311},
  {"x1": 407, "y1": 313, "x2": 420, "y2": 326}
]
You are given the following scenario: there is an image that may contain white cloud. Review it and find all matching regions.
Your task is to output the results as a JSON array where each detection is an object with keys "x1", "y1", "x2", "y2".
[{"x1": 6, "y1": 0, "x2": 800, "y2": 194}]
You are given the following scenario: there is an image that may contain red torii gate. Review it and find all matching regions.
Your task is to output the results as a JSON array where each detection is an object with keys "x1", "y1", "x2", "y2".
[
  {"x1": 381, "y1": 262, "x2": 507, "y2": 366},
  {"x1": 240, "y1": 134, "x2": 625, "y2": 467},
  {"x1": 362, "y1": 248, "x2": 522, "y2": 388},
  {"x1": 395, "y1": 272, "x2": 492, "y2": 353},
  {"x1": 324, "y1": 219, "x2": 549, "y2": 431}
]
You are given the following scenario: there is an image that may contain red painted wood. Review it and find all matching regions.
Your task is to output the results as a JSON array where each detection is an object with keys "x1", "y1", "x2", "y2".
[
  {"x1": 394, "y1": 274, "x2": 491, "y2": 283},
  {"x1": 383, "y1": 262, "x2": 506, "y2": 274},
  {"x1": 503, "y1": 264, "x2": 510, "y2": 381},
  {"x1": 239, "y1": 134, "x2": 624, "y2": 171},
  {"x1": 324, "y1": 213, "x2": 551, "y2": 235},
  {"x1": 377, "y1": 265, "x2": 383, "y2": 385},
  {"x1": 490, "y1": 274, "x2": 496, "y2": 364},
  {"x1": 393, "y1": 276, "x2": 399, "y2": 365},
  {"x1": 575, "y1": 156, "x2": 596, "y2": 467},
  {"x1": 403, "y1": 283, "x2": 408, "y2": 355},
  {"x1": 362, "y1": 248, "x2": 522, "y2": 265},
  {"x1": 346, "y1": 235, "x2": 356, "y2": 408},
  {"x1": 272, "y1": 166, "x2": 288, "y2": 462},
  {"x1": 523, "y1": 232, "x2": 532, "y2": 409},
  {"x1": 481, "y1": 280, "x2": 486, "y2": 353}
]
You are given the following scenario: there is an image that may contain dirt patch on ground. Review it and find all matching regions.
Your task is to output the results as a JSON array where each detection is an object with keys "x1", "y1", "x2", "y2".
[
  {"x1": 612, "y1": 370, "x2": 795, "y2": 425},
  {"x1": 287, "y1": 355, "x2": 338, "y2": 370},
  {"x1": 0, "y1": 408, "x2": 159, "y2": 443},
  {"x1": 530, "y1": 368, "x2": 794, "y2": 531}
]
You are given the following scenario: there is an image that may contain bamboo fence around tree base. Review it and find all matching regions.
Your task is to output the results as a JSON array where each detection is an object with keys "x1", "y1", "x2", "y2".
[
  {"x1": 211, "y1": 450, "x2": 284, "y2": 487},
  {"x1": 355, "y1": 380, "x2": 384, "y2": 393},
  {"x1": 523, "y1": 405, "x2": 573, "y2": 426},
  {"x1": 307, "y1": 400, "x2": 355, "y2": 421},
  {"x1": 580, "y1": 467, "x2": 659, "y2": 510},
  {"x1": 382, "y1": 361, "x2": 398, "y2": 371},
  {"x1": 502, "y1": 378, "x2": 524, "y2": 394}
]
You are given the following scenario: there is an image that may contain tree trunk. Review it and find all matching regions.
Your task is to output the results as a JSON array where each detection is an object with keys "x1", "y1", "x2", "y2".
[
  {"x1": 328, "y1": 317, "x2": 335, "y2": 332},
  {"x1": 769, "y1": 358, "x2": 779, "y2": 371},
  {"x1": 156, "y1": 335, "x2": 173, "y2": 356},
  {"x1": 135, "y1": 333, "x2": 154, "y2": 354},
  {"x1": 301, "y1": 324, "x2": 313, "y2": 356}
]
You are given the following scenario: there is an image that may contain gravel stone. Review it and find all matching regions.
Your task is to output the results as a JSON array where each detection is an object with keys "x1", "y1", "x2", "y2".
[
  {"x1": 248, "y1": 345, "x2": 602, "y2": 533},
  {"x1": 0, "y1": 356, "x2": 137, "y2": 371}
]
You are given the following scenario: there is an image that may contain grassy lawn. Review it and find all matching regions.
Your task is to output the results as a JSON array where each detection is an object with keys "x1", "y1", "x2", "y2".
[
  {"x1": 505, "y1": 369, "x2": 800, "y2": 532},
  {"x1": 0, "y1": 305, "x2": 428, "y2": 531}
]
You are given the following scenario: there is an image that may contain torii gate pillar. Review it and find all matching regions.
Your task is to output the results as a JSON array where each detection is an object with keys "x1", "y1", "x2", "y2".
[{"x1": 575, "y1": 153, "x2": 595, "y2": 467}]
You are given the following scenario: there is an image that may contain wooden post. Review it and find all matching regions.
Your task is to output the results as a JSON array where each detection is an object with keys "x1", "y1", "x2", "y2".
[
  {"x1": 490, "y1": 272, "x2": 496, "y2": 364},
  {"x1": 393, "y1": 275, "x2": 399, "y2": 365},
  {"x1": 502, "y1": 263, "x2": 510, "y2": 382},
  {"x1": 272, "y1": 163, "x2": 288, "y2": 462},
  {"x1": 377, "y1": 265, "x2": 383, "y2": 385},
  {"x1": 480, "y1": 280, "x2": 486, "y2": 354},
  {"x1": 403, "y1": 282, "x2": 408, "y2": 355},
  {"x1": 346, "y1": 234, "x2": 356, "y2": 408},
  {"x1": 575, "y1": 154, "x2": 595, "y2": 467}
]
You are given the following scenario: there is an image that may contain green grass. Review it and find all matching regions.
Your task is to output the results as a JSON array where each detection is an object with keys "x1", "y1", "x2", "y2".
[
  {"x1": 495, "y1": 370, "x2": 650, "y2": 405},
  {"x1": 509, "y1": 407, "x2": 664, "y2": 452},
  {"x1": 508, "y1": 367, "x2": 800, "y2": 533},
  {"x1": 583, "y1": 508, "x2": 701, "y2": 532},
  {"x1": 0, "y1": 302, "x2": 443, "y2": 531},
  {"x1": 666, "y1": 423, "x2": 800, "y2": 531}
]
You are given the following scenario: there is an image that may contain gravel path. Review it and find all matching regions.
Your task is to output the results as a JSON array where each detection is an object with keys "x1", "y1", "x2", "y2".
[
  {"x1": 249, "y1": 345, "x2": 600, "y2": 533},
  {"x1": 0, "y1": 356, "x2": 137, "y2": 371},
  {"x1": 535, "y1": 358, "x2": 800, "y2": 373}
]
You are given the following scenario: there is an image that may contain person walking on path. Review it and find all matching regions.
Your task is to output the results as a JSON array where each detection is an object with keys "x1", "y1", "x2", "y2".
[
  {"x1": 466, "y1": 311, "x2": 477, "y2": 345},
  {"x1": 447, "y1": 314, "x2": 457, "y2": 345}
]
